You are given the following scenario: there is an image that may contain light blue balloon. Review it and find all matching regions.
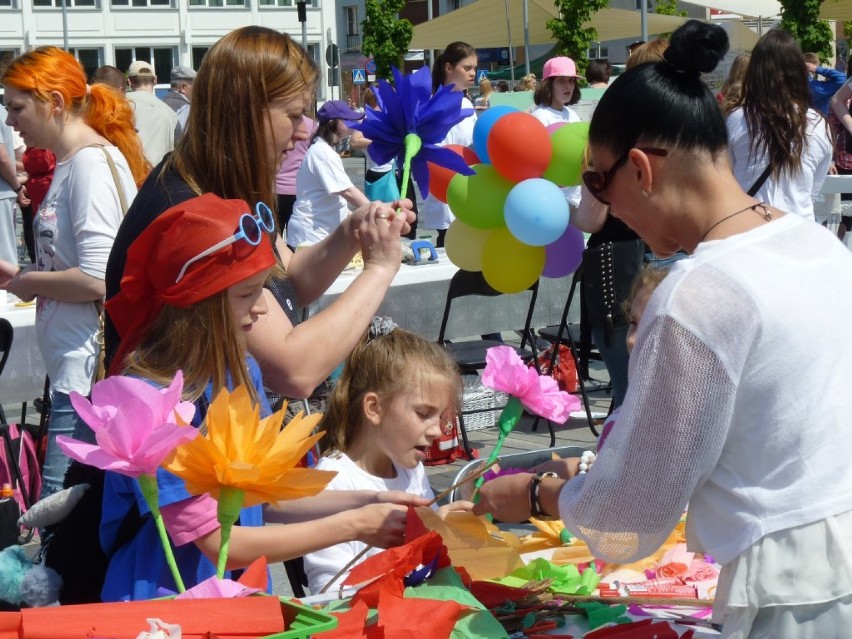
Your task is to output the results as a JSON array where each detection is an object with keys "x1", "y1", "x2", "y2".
[
  {"x1": 472, "y1": 105, "x2": 519, "y2": 164},
  {"x1": 504, "y1": 179, "x2": 570, "y2": 247}
]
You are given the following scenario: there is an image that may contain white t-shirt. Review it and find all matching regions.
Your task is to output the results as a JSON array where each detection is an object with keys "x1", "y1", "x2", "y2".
[
  {"x1": 288, "y1": 138, "x2": 353, "y2": 247},
  {"x1": 726, "y1": 107, "x2": 832, "y2": 220},
  {"x1": 419, "y1": 97, "x2": 477, "y2": 231},
  {"x1": 531, "y1": 104, "x2": 582, "y2": 207},
  {"x1": 34, "y1": 146, "x2": 137, "y2": 395},
  {"x1": 303, "y1": 452, "x2": 435, "y2": 594},
  {"x1": 558, "y1": 214, "x2": 852, "y2": 570}
]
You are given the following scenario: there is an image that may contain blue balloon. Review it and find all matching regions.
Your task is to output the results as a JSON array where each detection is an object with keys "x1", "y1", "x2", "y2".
[
  {"x1": 504, "y1": 179, "x2": 570, "y2": 247},
  {"x1": 472, "y1": 105, "x2": 519, "y2": 164}
]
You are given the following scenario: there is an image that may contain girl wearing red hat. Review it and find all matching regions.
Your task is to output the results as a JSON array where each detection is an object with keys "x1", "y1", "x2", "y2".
[{"x1": 100, "y1": 194, "x2": 423, "y2": 601}]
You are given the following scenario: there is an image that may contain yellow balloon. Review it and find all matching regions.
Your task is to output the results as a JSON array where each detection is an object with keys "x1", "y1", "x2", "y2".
[
  {"x1": 482, "y1": 227, "x2": 546, "y2": 293},
  {"x1": 444, "y1": 220, "x2": 493, "y2": 272}
]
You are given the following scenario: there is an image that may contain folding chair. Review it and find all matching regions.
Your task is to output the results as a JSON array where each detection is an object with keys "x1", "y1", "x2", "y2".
[
  {"x1": 535, "y1": 266, "x2": 607, "y2": 438},
  {"x1": 0, "y1": 319, "x2": 12, "y2": 427},
  {"x1": 437, "y1": 270, "x2": 541, "y2": 457}
]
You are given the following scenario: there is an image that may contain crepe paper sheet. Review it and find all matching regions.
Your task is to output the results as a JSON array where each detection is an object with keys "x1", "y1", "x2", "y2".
[
  {"x1": 58, "y1": 372, "x2": 197, "y2": 478},
  {"x1": 468, "y1": 580, "x2": 532, "y2": 609},
  {"x1": 348, "y1": 66, "x2": 476, "y2": 199},
  {"x1": 495, "y1": 558, "x2": 600, "y2": 596},
  {"x1": 174, "y1": 576, "x2": 260, "y2": 599},
  {"x1": 576, "y1": 602, "x2": 632, "y2": 630},
  {"x1": 15, "y1": 597, "x2": 284, "y2": 639},
  {"x1": 657, "y1": 544, "x2": 694, "y2": 579},
  {"x1": 415, "y1": 508, "x2": 525, "y2": 581},
  {"x1": 481, "y1": 346, "x2": 579, "y2": 423},
  {"x1": 583, "y1": 618, "x2": 685, "y2": 639}
]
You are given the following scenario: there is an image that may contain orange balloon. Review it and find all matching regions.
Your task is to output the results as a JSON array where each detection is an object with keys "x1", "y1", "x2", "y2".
[
  {"x1": 427, "y1": 144, "x2": 481, "y2": 203},
  {"x1": 487, "y1": 112, "x2": 552, "y2": 183}
]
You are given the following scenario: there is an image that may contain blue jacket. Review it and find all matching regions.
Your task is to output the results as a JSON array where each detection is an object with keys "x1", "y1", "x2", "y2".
[{"x1": 809, "y1": 67, "x2": 846, "y2": 115}]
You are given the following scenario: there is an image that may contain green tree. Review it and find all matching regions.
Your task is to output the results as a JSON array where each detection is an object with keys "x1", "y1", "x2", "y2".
[
  {"x1": 654, "y1": 0, "x2": 687, "y2": 17},
  {"x1": 361, "y1": 0, "x2": 413, "y2": 80},
  {"x1": 546, "y1": 0, "x2": 610, "y2": 74},
  {"x1": 779, "y1": 0, "x2": 833, "y2": 61}
]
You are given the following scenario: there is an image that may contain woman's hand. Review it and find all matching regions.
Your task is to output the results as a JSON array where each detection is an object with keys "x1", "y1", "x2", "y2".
[
  {"x1": 436, "y1": 500, "x2": 474, "y2": 518},
  {"x1": 374, "y1": 490, "x2": 431, "y2": 508},
  {"x1": 530, "y1": 457, "x2": 581, "y2": 480},
  {"x1": 351, "y1": 503, "x2": 409, "y2": 548},
  {"x1": 471, "y1": 472, "x2": 536, "y2": 522},
  {"x1": 0, "y1": 260, "x2": 19, "y2": 289},
  {"x1": 16, "y1": 185, "x2": 31, "y2": 208},
  {"x1": 355, "y1": 201, "x2": 413, "y2": 274}
]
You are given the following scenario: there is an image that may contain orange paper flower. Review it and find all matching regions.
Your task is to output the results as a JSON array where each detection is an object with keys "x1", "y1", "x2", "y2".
[{"x1": 163, "y1": 385, "x2": 335, "y2": 507}]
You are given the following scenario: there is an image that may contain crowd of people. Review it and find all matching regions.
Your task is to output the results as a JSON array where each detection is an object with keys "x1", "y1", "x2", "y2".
[{"x1": 1, "y1": 18, "x2": 852, "y2": 637}]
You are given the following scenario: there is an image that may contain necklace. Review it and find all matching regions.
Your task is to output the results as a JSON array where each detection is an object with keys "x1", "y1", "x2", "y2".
[{"x1": 700, "y1": 202, "x2": 772, "y2": 243}]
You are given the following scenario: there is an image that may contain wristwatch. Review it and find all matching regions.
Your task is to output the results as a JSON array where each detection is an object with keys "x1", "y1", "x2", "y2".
[{"x1": 529, "y1": 471, "x2": 558, "y2": 518}]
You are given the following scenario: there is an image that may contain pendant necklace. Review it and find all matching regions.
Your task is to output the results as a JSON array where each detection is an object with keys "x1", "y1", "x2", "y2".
[{"x1": 700, "y1": 202, "x2": 772, "y2": 243}]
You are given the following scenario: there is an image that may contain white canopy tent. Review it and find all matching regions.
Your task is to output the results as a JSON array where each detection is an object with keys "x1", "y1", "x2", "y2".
[
  {"x1": 409, "y1": 1, "x2": 690, "y2": 50},
  {"x1": 822, "y1": 0, "x2": 852, "y2": 20},
  {"x1": 683, "y1": 0, "x2": 781, "y2": 18}
]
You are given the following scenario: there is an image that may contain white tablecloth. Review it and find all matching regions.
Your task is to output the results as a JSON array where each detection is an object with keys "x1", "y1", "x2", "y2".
[
  {"x1": 0, "y1": 303, "x2": 44, "y2": 407},
  {"x1": 307, "y1": 249, "x2": 577, "y2": 341}
]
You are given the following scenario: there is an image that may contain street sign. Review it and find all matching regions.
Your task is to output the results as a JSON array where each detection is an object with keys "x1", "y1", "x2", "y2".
[
  {"x1": 325, "y1": 43, "x2": 340, "y2": 68},
  {"x1": 365, "y1": 58, "x2": 377, "y2": 74},
  {"x1": 476, "y1": 69, "x2": 489, "y2": 84},
  {"x1": 352, "y1": 68, "x2": 367, "y2": 85}
]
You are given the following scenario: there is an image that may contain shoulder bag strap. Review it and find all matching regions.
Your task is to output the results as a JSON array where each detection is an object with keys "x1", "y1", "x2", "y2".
[
  {"x1": 85, "y1": 144, "x2": 129, "y2": 216},
  {"x1": 747, "y1": 164, "x2": 772, "y2": 197}
]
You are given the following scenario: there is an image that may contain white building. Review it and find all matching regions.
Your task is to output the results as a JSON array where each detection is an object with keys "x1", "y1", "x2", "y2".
[{"x1": 0, "y1": 0, "x2": 341, "y2": 100}]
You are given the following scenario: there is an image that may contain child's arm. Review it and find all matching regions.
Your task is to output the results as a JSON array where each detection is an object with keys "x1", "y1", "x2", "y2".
[
  {"x1": 264, "y1": 489, "x2": 429, "y2": 524},
  {"x1": 192, "y1": 502, "x2": 409, "y2": 570}
]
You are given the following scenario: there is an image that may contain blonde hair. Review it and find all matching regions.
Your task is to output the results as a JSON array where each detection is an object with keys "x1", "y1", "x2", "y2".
[
  {"x1": 478, "y1": 78, "x2": 493, "y2": 98},
  {"x1": 2, "y1": 46, "x2": 150, "y2": 186},
  {"x1": 626, "y1": 38, "x2": 670, "y2": 70},
  {"x1": 622, "y1": 265, "x2": 670, "y2": 319},
  {"x1": 122, "y1": 292, "x2": 258, "y2": 405},
  {"x1": 517, "y1": 73, "x2": 537, "y2": 91},
  {"x1": 318, "y1": 328, "x2": 462, "y2": 455},
  {"x1": 720, "y1": 53, "x2": 751, "y2": 116}
]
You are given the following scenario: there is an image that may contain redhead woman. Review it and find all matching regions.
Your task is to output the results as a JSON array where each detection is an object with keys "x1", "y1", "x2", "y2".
[
  {"x1": 475, "y1": 20, "x2": 852, "y2": 637},
  {"x1": 1, "y1": 47, "x2": 148, "y2": 498}
]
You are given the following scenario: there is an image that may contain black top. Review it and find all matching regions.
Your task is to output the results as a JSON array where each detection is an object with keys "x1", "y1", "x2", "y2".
[
  {"x1": 585, "y1": 213, "x2": 640, "y2": 250},
  {"x1": 104, "y1": 160, "x2": 299, "y2": 368}
]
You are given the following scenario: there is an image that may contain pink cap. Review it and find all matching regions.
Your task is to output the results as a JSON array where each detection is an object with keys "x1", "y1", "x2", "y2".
[{"x1": 542, "y1": 57, "x2": 577, "y2": 80}]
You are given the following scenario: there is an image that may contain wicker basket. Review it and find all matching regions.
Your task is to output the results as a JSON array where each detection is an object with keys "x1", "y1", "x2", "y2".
[{"x1": 461, "y1": 380, "x2": 506, "y2": 431}]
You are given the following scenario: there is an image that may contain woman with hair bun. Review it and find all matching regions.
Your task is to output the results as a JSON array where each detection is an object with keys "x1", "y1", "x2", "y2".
[
  {"x1": 1, "y1": 46, "x2": 148, "y2": 499},
  {"x1": 475, "y1": 19, "x2": 852, "y2": 636},
  {"x1": 727, "y1": 28, "x2": 832, "y2": 220}
]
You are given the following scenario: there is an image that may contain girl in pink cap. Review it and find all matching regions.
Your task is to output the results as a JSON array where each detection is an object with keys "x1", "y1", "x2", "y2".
[{"x1": 531, "y1": 56, "x2": 582, "y2": 127}]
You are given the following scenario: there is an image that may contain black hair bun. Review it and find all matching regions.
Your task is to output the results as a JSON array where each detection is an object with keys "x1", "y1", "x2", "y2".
[{"x1": 664, "y1": 20, "x2": 729, "y2": 75}]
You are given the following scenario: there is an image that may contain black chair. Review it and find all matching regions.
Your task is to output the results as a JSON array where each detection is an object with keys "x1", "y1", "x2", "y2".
[
  {"x1": 437, "y1": 270, "x2": 541, "y2": 457},
  {"x1": 283, "y1": 556, "x2": 308, "y2": 598},
  {"x1": 0, "y1": 319, "x2": 12, "y2": 426},
  {"x1": 535, "y1": 266, "x2": 608, "y2": 438}
]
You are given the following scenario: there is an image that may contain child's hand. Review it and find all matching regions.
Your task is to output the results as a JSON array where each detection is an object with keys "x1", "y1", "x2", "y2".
[
  {"x1": 530, "y1": 458, "x2": 581, "y2": 480},
  {"x1": 374, "y1": 490, "x2": 431, "y2": 508},
  {"x1": 0, "y1": 260, "x2": 19, "y2": 289},
  {"x1": 352, "y1": 503, "x2": 408, "y2": 549},
  {"x1": 436, "y1": 500, "x2": 473, "y2": 519}
]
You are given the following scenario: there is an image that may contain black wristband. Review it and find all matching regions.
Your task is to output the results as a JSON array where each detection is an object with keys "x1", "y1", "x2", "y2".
[{"x1": 529, "y1": 471, "x2": 558, "y2": 518}]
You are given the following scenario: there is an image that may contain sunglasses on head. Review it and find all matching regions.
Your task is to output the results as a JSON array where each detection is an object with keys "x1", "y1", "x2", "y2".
[
  {"x1": 582, "y1": 147, "x2": 668, "y2": 205},
  {"x1": 174, "y1": 201, "x2": 275, "y2": 284}
]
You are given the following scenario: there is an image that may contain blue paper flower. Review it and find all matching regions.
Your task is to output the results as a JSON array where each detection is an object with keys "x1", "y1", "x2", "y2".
[{"x1": 350, "y1": 66, "x2": 476, "y2": 198}]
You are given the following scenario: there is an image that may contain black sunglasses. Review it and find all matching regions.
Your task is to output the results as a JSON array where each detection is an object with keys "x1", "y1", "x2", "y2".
[{"x1": 582, "y1": 147, "x2": 668, "y2": 205}]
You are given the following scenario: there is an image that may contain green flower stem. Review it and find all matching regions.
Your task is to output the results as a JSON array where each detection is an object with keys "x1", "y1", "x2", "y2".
[
  {"x1": 138, "y1": 473, "x2": 186, "y2": 593},
  {"x1": 216, "y1": 486, "x2": 245, "y2": 580},
  {"x1": 399, "y1": 133, "x2": 422, "y2": 212},
  {"x1": 473, "y1": 396, "x2": 524, "y2": 501}
]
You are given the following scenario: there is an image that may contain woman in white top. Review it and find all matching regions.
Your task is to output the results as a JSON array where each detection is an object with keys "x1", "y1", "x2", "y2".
[
  {"x1": 1, "y1": 47, "x2": 148, "y2": 498},
  {"x1": 419, "y1": 41, "x2": 478, "y2": 247},
  {"x1": 288, "y1": 100, "x2": 370, "y2": 249},
  {"x1": 726, "y1": 29, "x2": 832, "y2": 220},
  {"x1": 474, "y1": 20, "x2": 852, "y2": 638}
]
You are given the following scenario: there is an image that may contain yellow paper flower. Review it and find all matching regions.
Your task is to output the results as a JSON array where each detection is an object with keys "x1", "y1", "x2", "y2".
[{"x1": 164, "y1": 385, "x2": 336, "y2": 507}]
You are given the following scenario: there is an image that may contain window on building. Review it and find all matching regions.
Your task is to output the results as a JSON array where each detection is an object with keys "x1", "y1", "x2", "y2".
[
  {"x1": 111, "y1": 0, "x2": 172, "y2": 6},
  {"x1": 189, "y1": 0, "x2": 245, "y2": 6},
  {"x1": 259, "y1": 0, "x2": 293, "y2": 5},
  {"x1": 0, "y1": 49, "x2": 18, "y2": 74},
  {"x1": 34, "y1": 0, "x2": 97, "y2": 6},
  {"x1": 0, "y1": 0, "x2": 15, "y2": 8},
  {"x1": 192, "y1": 46, "x2": 209, "y2": 71},
  {"x1": 115, "y1": 46, "x2": 176, "y2": 83},
  {"x1": 70, "y1": 48, "x2": 102, "y2": 78}
]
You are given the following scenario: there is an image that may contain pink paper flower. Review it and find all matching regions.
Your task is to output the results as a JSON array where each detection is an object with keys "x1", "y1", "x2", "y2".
[
  {"x1": 57, "y1": 372, "x2": 198, "y2": 478},
  {"x1": 481, "y1": 346, "x2": 579, "y2": 423}
]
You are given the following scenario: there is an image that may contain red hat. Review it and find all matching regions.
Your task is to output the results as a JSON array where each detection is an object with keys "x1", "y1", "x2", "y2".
[{"x1": 106, "y1": 193, "x2": 276, "y2": 372}]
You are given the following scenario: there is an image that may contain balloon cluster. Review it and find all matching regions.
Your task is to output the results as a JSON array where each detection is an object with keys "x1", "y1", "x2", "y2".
[{"x1": 427, "y1": 106, "x2": 588, "y2": 293}]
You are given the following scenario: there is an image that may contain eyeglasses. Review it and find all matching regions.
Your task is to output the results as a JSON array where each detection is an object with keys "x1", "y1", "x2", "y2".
[
  {"x1": 174, "y1": 201, "x2": 275, "y2": 283},
  {"x1": 582, "y1": 147, "x2": 668, "y2": 205}
]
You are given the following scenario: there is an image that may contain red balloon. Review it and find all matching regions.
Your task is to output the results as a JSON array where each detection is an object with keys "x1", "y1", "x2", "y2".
[
  {"x1": 427, "y1": 144, "x2": 481, "y2": 203},
  {"x1": 487, "y1": 112, "x2": 553, "y2": 183}
]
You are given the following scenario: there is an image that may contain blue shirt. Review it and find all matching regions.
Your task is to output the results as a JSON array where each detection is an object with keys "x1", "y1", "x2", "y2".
[
  {"x1": 100, "y1": 359, "x2": 271, "y2": 601},
  {"x1": 809, "y1": 67, "x2": 846, "y2": 115}
]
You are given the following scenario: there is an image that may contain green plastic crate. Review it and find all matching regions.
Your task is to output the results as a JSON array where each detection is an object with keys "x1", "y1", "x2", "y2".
[{"x1": 271, "y1": 597, "x2": 338, "y2": 638}]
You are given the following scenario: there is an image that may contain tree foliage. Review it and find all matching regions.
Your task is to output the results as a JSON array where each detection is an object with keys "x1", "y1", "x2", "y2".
[
  {"x1": 654, "y1": 0, "x2": 687, "y2": 17},
  {"x1": 779, "y1": 0, "x2": 833, "y2": 61},
  {"x1": 361, "y1": 0, "x2": 413, "y2": 80},
  {"x1": 546, "y1": 0, "x2": 610, "y2": 74}
]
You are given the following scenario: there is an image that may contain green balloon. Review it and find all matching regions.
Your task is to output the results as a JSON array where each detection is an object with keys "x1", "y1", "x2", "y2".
[
  {"x1": 482, "y1": 227, "x2": 545, "y2": 293},
  {"x1": 543, "y1": 122, "x2": 590, "y2": 187},
  {"x1": 446, "y1": 164, "x2": 515, "y2": 230}
]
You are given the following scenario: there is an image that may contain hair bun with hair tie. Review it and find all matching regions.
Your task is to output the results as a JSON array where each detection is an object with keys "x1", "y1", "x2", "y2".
[
  {"x1": 664, "y1": 19, "x2": 729, "y2": 76},
  {"x1": 367, "y1": 316, "x2": 397, "y2": 343}
]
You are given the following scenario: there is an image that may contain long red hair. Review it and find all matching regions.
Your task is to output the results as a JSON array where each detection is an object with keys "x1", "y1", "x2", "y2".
[{"x1": 2, "y1": 46, "x2": 150, "y2": 186}]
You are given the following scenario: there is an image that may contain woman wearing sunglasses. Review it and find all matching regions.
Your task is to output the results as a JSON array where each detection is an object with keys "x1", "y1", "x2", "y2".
[
  {"x1": 475, "y1": 20, "x2": 852, "y2": 637},
  {"x1": 105, "y1": 26, "x2": 415, "y2": 404}
]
